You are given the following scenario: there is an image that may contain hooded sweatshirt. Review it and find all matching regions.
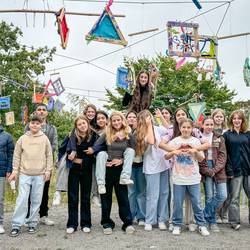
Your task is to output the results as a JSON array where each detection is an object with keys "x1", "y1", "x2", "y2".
[{"x1": 12, "y1": 131, "x2": 53, "y2": 176}]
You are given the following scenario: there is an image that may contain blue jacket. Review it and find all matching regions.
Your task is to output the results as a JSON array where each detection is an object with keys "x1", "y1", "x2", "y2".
[{"x1": 0, "y1": 125, "x2": 14, "y2": 177}]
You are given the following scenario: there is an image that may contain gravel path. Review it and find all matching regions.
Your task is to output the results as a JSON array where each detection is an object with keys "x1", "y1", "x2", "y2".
[{"x1": 1, "y1": 204, "x2": 250, "y2": 250}]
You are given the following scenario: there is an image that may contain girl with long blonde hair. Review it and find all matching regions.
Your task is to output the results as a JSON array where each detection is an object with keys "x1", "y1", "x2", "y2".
[
  {"x1": 85, "y1": 111, "x2": 135, "y2": 234},
  {"x1": 136, "y1": 110, "x2": 171, "y2": 231}
]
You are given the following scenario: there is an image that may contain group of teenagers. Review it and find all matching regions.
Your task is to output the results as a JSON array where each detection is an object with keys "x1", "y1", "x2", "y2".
[{"x1": 0, "y1": 69, "x2": 250, "y2": 239}]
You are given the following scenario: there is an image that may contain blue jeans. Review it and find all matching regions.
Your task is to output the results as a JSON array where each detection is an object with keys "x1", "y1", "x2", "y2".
[
  {"x1": 128, "y1": 166, "x2": 146, "y2": 221},
  {"x1": 173, "y1": 184, "x2": 206, "y2": 227},
  {"x1": 203, "y1": 160, "x2": 227, "y2": 224},
  {"x1": 145, "y1": 170, "x2": 169, "y2": 224},
  {"x1": 96, "y1": 148, "x2": 135, "y2": 185},
  {"x1": 12, "y1": 174, "x2": 44, "y2": 229}
]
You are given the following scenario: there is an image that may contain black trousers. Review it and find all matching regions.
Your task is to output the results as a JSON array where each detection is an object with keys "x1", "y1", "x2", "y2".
[
  {"x1": 67, "y1": 165, "x2": 92, "y2": 230},
  {"x1": 27, "y1": 180, "x2": 50, "y2": 218},
  {"x1": 100, "y1": 166, "x2": 132, "y2": 231}
]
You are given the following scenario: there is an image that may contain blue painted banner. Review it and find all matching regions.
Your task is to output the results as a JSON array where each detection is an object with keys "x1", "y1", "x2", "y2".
[{"x1": 0, "y1": 96, "x2": 10, "y2": 109}]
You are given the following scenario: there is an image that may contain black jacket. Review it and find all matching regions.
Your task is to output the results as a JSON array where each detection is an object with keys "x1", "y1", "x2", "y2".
[
  {"x1": 223, "y1": 130, "x2": 250, "y2": 177},
  {"x1": 0, "y1": 126, "x2": 14, "y2": 177}
]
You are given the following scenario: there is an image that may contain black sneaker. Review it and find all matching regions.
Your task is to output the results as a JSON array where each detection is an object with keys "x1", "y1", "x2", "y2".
[
  {"x1": 28, "y1": 227, "x2": 37, "y2": 234},
  {"x1": 10, "y1": 228, "x2": 20, "y2": 237}
]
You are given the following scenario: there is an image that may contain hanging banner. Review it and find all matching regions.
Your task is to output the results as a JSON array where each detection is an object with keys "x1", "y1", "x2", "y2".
[
  {"x1": 56, "y1": 8, "x2": 69, "y2": 49},
  {"x1": 47, "y1": 97, "x2": 55, "y2": 111},
  {"x1": 0, "y1": 96, "x2": 10, "y2": 109},
  {"x1": 54, "y1": 99, "x2": 65, "y2": 112},
  {"x1": 5, "y1": 111, "x2": 15, "y2": 126},
  {"x1": 116, "y1": 67, "x2": 130, "y2": 89},
  {"x1": 188, "y1": 102, "x2": 206, "y2": 121},
  {"x1": 243, "y1": 57, "x2": 250, "y2": 87},
  {"x1": 21, "y1": 105, "x2": 29, "y2": 125}
]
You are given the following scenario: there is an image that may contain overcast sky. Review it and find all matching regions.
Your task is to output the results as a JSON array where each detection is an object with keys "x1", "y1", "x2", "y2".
[{"x1": 1, "y1": 0, "x2": 250, "y2": 110}]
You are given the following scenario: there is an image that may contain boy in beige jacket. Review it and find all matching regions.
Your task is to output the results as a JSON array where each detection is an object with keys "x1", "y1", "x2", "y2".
[{"x1": 8, "y1": 115, "x2": 53, "y2": 237}]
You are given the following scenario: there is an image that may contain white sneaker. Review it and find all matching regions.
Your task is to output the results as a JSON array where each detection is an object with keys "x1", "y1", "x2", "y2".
[
  {"x1": 40, "y1": 216, "x2": 55, "y2": 226},
  {"x1": 144, "y1": 224, "x2": 152, "y2": 231},
  {"x1": 210, "y1": 224, "x2": 220, "y2": 232},
  {"x1": 66, "y1": 227, "x2": 74, "y2": 234},
  {"x1": 199, "y1": 226, "x2": 210, "y2": 236},
  {"x1": 168, "y1": 223, "x2": 174, "y2": 232},
  {"x1": 158, "y1": 222, "x2": 167, "y2": 231},
  {"x1": 0, "y1": 225, "x2": 5, "y2": 234},
  {"x1": 82, "y1": 227, "x2": 91, "y2": 233},
  {"x1": 188, "y1": 223, "x2": 197, "y2": 232},
  {"x1": 126, "y1": 225, "x2": 135, "y2": 234},
  {"x1": 92, "y1": 196, "x2": 101, "y2": 207},
  {"x1": 119, "y1": 178, "x2": 134, "y2": 185},
  {"x1": 98, "y1": 185, "x2": 106, "y2": 194},
  {"x1": 103, "y1": 227, "x2": 113, "y2": 235},
  {"x1": 138, "y1": 220, "x2": 145, "y2": 226},
  {"x1": 172, "y1": 226, "x2": 181, "y2": 235},
  {"x1": 52, "y1": 191, "x2": 61, "y2": 206}
]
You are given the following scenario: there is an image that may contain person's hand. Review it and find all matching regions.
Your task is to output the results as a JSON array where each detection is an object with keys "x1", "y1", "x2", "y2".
[
  {"x1": 111, "y1": 159, "x2": 123, "y2": 166},
  {"x1": 8, "y1": 173, "x2": 16, "y2": 182},
  {"x1": 155, "y1": 108, "x2": 162, "y2": 118},
  {"x1": 6, "y1": 172, "x2": 11, "y2": 178},
  {"x1": 186, "y1": 148, "x2": 198, "y2": 156},
  {"x1": 173, "y1": 149, "x2": 182, "y2": 156},
  {"x1": 149, "y1": 64, "x2": 159, "y2": 79},
  {"x1": 84, "y1": 147, "x2": 94, "y2": 155},
  {"x1": 68, "y1": 151, "x2": 76, "y2": 161},
  {"x1": 145, "y1": 116, "x2": 152, "y2": 126},
  {"x1": 44, "y1": 172, "x2": 51, "y2": 182}
]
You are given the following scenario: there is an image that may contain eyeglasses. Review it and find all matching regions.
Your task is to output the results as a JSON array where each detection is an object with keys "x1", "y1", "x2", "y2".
[{"x1": 37, "y1": 108, "x2": 47, "y2": 111}]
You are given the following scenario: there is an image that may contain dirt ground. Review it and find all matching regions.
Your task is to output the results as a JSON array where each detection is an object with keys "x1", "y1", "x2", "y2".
[{"x1": 1, "y1": 204, "x2": 250, "y2": 250}]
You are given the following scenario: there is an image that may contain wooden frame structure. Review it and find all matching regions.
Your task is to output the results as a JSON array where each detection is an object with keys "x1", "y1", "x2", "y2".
[
  {"x1": 86, "y1": 7, "x2": 127, "y2": 46},
  {"x1": 199, "y1": 35, "x2": 218, "y2": 59},
  {"x1": 167, "y1": 21, "x2": 200, "y2": 57}
]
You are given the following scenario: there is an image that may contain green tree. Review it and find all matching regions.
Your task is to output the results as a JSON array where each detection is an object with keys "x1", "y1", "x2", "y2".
[
  {"x1": 0, "y1": 21, "x2": 55, "y2": 140},
  {"x1": 104, "y1": 55, "x2": 239, "y2": 115}
]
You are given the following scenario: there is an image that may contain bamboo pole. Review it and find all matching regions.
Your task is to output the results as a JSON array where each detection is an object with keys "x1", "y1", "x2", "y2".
[
  {"x1": 128, "y1": 28, "x2": 159, "y2": 37},
  {"x1": 0, "y1": 9, "x2": 125, "y2": 17},
  {"x1": 218, "y1": 32, "x2": 250, "y2": 40}
]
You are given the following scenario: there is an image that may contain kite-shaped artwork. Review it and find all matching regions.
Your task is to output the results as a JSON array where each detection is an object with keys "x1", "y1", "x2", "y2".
[
  {"x1": 0, "y1": 96, "x2": 10, "y2": 109},
  {"x1": 56, "y1": 8, "x2": 69, "y2": 49},
  {"x1": 188, "y1": 102, "x2": 206, "y2": 122},
  {"x1": 51, "y1": 78, "x2": 65, "y2": 96},
  {"x1": 86, "y1": 7, "x2": 127, "y2": 46},
  {"x1": 199, "y1": 35, "x2": 218, "y2": 59},
  {"x1": 167, "y1": 21, "x2": 200, "y2": 58},
  {"x1": 243, "y1": 57, "x2": 250, "y2": 87}
]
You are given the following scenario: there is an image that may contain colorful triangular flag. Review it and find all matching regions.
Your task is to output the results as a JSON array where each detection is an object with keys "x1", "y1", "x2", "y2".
[
  {"x1": 86, "y1": 7, "x2": 127, "y2": 46},
  {"x1": 188, "y1": 102, "x2": 206, "y2": 121}
]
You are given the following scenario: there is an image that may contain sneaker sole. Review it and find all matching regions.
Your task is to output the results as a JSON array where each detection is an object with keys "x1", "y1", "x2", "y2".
[{"x1": 28, "y1": 231, "x2": 36, "y2": 234}]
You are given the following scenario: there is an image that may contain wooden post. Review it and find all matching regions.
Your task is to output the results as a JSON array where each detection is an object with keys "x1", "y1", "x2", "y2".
[
  {"x1": 218, "y1": 32, "x2": 250, "y2": 40},
  {"x1": 0, "y1": 9, "x2": 125, "y2": 17},
  {"x1": 128, "y1": 28, "x2": 159, "y2": 37}
]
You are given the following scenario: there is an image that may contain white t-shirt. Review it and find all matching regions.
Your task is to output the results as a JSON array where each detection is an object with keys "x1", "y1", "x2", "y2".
[
  {"x1": 168, "y1": 136, "x2": 204, "y2": 185},
  {"x1": 143, "y1": 126, "x2": 170, "y2": 175}
]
